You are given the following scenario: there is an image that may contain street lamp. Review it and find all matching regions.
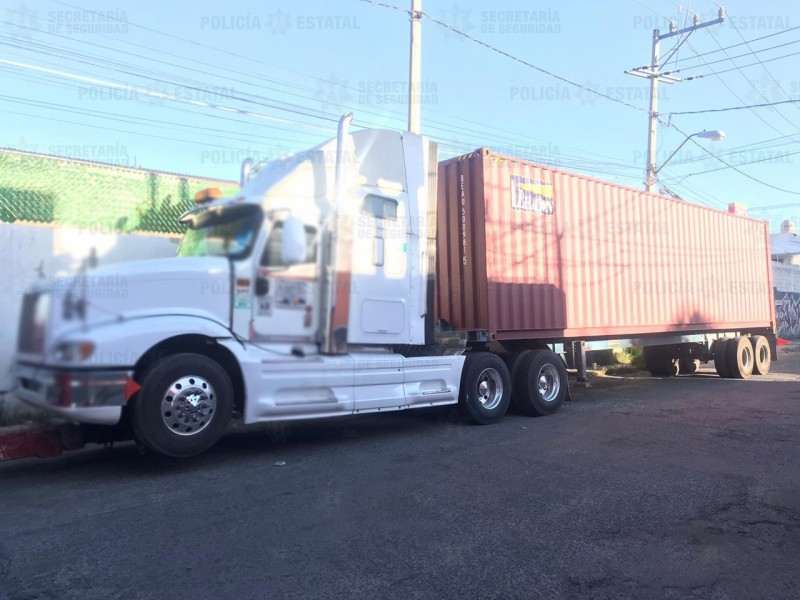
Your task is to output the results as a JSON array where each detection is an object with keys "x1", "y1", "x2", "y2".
[{"x1": 647, "y1": 130, "x2": 725, "y2": 192}]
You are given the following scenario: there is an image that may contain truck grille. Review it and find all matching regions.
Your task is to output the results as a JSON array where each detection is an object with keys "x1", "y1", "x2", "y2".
[{"x1": 17, "y1": 292, "x2": 49, "y2": 355}]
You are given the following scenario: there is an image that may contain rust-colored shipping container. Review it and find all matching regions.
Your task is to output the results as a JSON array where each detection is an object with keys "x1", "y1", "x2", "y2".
[{"x1": 435, "y1": 148, "x2": 775, "y2": 341}]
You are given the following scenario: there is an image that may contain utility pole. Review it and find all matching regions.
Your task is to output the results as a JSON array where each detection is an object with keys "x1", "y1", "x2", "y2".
[
  {"x1": 645, "y1": 28, "x2": 660, "y2": 193},
  {"x1": 626, "y1": 8, "x2": 725, "y2": 193},
  {"x1": 408, "y1": 0, "x2": 422, "y2": 134}
]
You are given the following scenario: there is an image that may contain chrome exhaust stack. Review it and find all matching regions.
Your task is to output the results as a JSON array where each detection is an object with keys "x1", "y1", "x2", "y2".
[
  {"x1": 240, "y1": 158, "x2": 253, "y2": 187},
  {"x1": 320, "y1": 112, "x2": 353, "y2": 355}
]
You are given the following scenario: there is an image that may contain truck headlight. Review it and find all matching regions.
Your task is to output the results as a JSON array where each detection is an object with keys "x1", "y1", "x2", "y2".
[{"x1": 53, "y1": 341, "x2": 96, "y2": 362}]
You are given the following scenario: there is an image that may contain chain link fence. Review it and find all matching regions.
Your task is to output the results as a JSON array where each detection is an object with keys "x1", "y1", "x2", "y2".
[{"x1": 0, "y1": 150, "x2": 238, "y2": 234}]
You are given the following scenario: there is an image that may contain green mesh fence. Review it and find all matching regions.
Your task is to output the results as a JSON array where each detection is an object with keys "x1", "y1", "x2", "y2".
[{"x1": 0, "y1": 150, "x2": 238, "y2": 235}]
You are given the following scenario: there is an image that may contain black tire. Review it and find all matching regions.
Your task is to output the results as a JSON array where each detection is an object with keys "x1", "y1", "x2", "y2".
[
  {"x1": 644, "y1": 346, "x2": 679, "y2": 377},
  {"x1": 503, "y1": 350, "x2": 533, "y2": 411},
  {"x1": 458, "y1": 352, "x2": 512, "y2": 425},
  {"x1": 130, "y1": 353, "x2": 234, "y2": 457},
  {"x1": 751, "y1": 335, "x2": 771, "y2": 375},
  {"x1": 679, "y1": 358, "x2": 699, "y2": 375},
  {"x1": 713, "y1": 339, "x2": 731, "y2": 378},
  {"x1": 726, "y1": 336, "x2": 754, "y2": 380},
  {"x1": 513, "y1": 349, "x2": 568, "y2": 416}
]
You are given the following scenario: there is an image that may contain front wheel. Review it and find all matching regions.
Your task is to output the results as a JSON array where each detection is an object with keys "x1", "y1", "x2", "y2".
[{"x1": 130, "y1": 353, "x2": 234, "y2": 457}]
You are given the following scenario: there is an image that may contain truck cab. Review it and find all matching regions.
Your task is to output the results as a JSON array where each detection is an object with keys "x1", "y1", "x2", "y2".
[{"x1": 12, "y1": 115, "x2": 470, "y2": 456}]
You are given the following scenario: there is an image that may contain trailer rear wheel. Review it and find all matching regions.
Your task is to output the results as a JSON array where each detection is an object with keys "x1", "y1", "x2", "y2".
[
  {"x1": 713, "y1": 339, "x2": 731, "y2": 378},
  {"x1": 130, "y1": 353, "x2": 234, "y2": 457},
  {"x1": 514, "y1": 349, "x2": 567, "y2": 416},
  {"x1": 726, "y1": 336, "x2": 754, "y2": 379},
  {"x1": 679, "y1": 359, "x2": 699, "y2": 375},
  {"x1": 751, "y1": 335, "x2": 771, "y2": 375},
  {"x1": 458, "y1": 353, "x2": 511, "y2": 425},
  {"x1": 504, "y1": 350, "x2": 533, "y2": 411},
  {"x1": 644, "y1": 346, "x2": 679, "y2": 377}
]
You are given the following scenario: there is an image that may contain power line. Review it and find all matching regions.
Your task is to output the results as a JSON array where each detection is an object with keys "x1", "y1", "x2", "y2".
[
  {"x1": 0, "y1": 58, "x2": 337, "y2": 131},
  {"x1": 0, "y1": 94, "x2": 310, "y2": 148},
  {"x1": 0, "y1": 50, "x2": 644, "y2": 180},
  {"x1": 663, "y1": 37, "x2": 800, "y2": 74},
  {"x1": 668, "y1": 132, "x2": 800, "y2": 166},
  {"x1": 681, "y1": 38, "x2": 791, "y2": 138},
  {"x1": 670, "y1": 98, "x2": 800, "y2": 115},
  {"x1": 631, "y1": 0, "x2": 673, "y2": 23},
  {"x1": 663, "y1": 0, "x2": 699, "y2": 17},
  {"x1": 360, "y1": 1, "x2": 647, "y2": 112},
  {"x1": 727, "y1": 13, "x2": 800, "y2": 118},
  {"x1": 1, "y1": 12, "x2": 649, "y2": 175},
  {"x1": 1, "y1": 12, "x2": 641, "y2": 171},
  {"x1": 663, "y1": 147, "x2": 800, "y2": 182},
  {"x1": 670, "y1": 25, "x2": 800, "y2": 63},
  {"x1": 704, "y1": 27, "x2": 800, "y2": 133},
  {"x1": 687, "y1": 48, "x2": 800, "y2": 78},
  {"x1": 358, "y1": 0, "x2": 409, "y2": 14},
  {"x1": 668, "y1": 121, "x2": 800, "y2": 195},
  {"x1": 39, "y1": 1, "x2": 592, "y2": 153}
]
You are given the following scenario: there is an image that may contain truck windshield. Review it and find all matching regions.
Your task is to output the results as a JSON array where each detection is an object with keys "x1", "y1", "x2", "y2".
[{"x1": 177, "y1": 203, "x2": 262, "y2": 260}]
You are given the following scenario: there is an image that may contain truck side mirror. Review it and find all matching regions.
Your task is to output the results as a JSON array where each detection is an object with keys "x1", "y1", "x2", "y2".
[{"x1": 281, "y1": 216, "x2": 307, "y2": 266}]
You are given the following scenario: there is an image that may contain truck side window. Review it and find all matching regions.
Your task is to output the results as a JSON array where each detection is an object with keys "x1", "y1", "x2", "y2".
[
  {"x1": 261, "y1": 221, "x2": 318, "y2": 267},
  {"x1": 361, "y1": 194, "x2": 398, "y2": 220}
]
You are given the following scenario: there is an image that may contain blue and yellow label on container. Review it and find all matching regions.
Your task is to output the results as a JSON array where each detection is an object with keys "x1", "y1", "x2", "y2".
[{"x1": 510, "y1": 176, "x2": 554, "y2": 215}]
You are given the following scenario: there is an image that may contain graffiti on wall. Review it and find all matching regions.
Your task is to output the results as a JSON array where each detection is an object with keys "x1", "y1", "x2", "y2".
[{"x1": 775, "y1": 288, "x2": 800, "y2": 339}]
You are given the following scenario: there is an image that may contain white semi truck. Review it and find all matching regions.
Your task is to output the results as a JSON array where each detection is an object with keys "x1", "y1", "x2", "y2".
[{"x1": 10, "y1": 114, "x2": 776, "y2": 458}]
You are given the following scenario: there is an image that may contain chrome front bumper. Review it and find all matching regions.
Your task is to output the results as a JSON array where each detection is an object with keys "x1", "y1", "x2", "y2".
[{"x1": 13, "y1": 363, "x2": 130, "y2": 426}]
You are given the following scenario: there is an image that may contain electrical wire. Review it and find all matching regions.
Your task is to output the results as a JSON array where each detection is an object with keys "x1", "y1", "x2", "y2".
[
  {"x1": 0, "y1": 17, "x2": 644, "y2": 173},
  {"x1": 670, "y1": 98, "x2": 800, "y2": 115},
  {"x1": 680, "y1": 38, "x2": 792, "y2": 138},
  {"x1": 359, "y1": 1, "x2": 648, "y2": 112},
  {"x1": 670, "y1": 25, "x2": 800, "y2": 63},
  {"x1": 727, "y1": 13, "x2": 800, "y2": 117},
  {"x1": 667, "y1": 131, "x2": 800, "y2": 166},
  {"x1": 663, "y1": 147, "x2": 800, "y2": 183},
  {"x1": 668, "y1": 121, "x2": 800, "y2": 195},
  {"x1": 631, "y1": 0, "x2": 674, "y2": 23},
  {"x1": 686, "y1": 48, "x2": 800, "y2": 77},
  {"x1": 704, "y1": 27, "x2": 800, "y2": 133},
  {"x1": 36, "y1": 1, "x2": 619, "y2": 155},
  {"x1": 663, "y1": 37, "x2": 800, "y2": 74}
]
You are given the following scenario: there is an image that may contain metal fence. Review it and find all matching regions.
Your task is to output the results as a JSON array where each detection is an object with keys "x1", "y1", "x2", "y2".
[{"x1": 0, "y1": 150, "x2": 237, "y2": 235}]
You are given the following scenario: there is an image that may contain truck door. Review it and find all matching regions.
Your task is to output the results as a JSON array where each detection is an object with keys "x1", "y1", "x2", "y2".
[
  {"x1": 347, "y1": 191, "x2": 413, "y2": 344},
  {"x1": 251, "y1": 219, "x2": 319, "y2": 344}
]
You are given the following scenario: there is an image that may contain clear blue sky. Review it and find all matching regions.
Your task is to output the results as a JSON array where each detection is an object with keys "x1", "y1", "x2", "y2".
[{"x1": 2, "y1": 0, "x2": 799, "y2": 229}]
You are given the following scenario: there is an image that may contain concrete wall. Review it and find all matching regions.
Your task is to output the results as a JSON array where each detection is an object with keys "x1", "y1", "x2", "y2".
[
  {"x1": 773, "y1": 261, "x2": 800, "y2": 340},
  {"x1": 1, "y1": 223, "x2": 179, "y2": 397}
]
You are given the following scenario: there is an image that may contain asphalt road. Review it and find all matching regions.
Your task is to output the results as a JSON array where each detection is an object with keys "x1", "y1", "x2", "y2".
[{"x1": 2, "y1": 354, "x2": 800, "y2": 600}]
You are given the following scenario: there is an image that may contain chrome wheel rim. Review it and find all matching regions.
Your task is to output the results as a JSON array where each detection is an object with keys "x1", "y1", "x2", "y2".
[
  {"x1": 537, "y1": 364, "x2": 561, "y2": 403},
  {"x1": 161, "y1": 375, "x2": 216, "y2": 436},
  {"x1": 758, "y1": 345, "x2": 768, "y2": 365},
  {"x1": 742, "y1": 345, "x2": 753, "y2": 370},
  {"x1": 476, "y1": 368, "x2": 503, "y2": 410}
]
